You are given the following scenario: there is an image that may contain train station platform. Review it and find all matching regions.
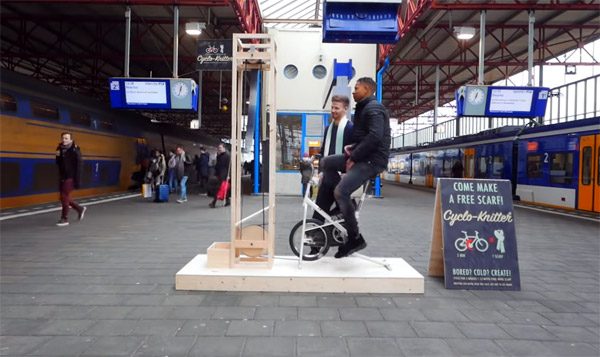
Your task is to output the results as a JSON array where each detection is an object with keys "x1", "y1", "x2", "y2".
[{"x1": 1, "y1": 184, "x2": 598, "y2": 356}]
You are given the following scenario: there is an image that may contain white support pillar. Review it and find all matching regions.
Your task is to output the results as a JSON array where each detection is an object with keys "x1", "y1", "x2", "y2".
[
  {"x1": 415, "y1": 66, "x2": 419, "y2": 105},
  {"x1": 173, "y1": 6, "x2": 179, "y2": 78},
  {"x1": 478, "y1": 10, "x2": 486, "y2": 85},
  {"x1": 124, "y1": 6, "x2": 131, "y2": 77},
  {"x1": 433, "y1": 65, "x2": 439, "y2": 142},
  {"x1": 527, "y1": 10, "x2": 535, "y2": 86}
]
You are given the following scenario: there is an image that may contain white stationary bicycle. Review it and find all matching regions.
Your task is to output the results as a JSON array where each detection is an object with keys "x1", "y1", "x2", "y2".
[{"x1": 288, "y1": 157, "x2": 391, "y2": 270}]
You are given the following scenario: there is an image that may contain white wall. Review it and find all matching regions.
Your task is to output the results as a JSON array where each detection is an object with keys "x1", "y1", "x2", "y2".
[
  {"x1": 268, "y1": 28, "x2": 377, "y2": 195},
  {"x1": 269, "y1": 28, "x2": 377, "y2": 112}
]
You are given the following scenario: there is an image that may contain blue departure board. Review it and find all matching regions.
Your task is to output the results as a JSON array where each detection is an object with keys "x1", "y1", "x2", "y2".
[
  {"x1": 109, "y1": 77, "x2": 198, "y2": 111},
  {"x1": 456, "y1": 85, "x2": 549, "y2": 118}
]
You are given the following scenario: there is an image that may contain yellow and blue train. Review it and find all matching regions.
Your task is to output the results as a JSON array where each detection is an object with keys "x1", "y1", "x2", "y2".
[
  {"x1": 0, "y1": 70, "x2": 216, "y2": 209},
  {"x1": 384, "y1": 117, "x2": 600, "y2": 213}
]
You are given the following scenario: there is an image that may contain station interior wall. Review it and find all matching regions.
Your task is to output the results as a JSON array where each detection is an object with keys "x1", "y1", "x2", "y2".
[{"x1": 268, "y1": 28, "x2": 377, "y2": 195}]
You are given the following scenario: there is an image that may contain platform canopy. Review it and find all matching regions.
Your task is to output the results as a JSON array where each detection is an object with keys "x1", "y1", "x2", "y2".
[
  {"x1": 257, "y1": 0, "x2": 599, "y2": 123},
  {"x1": 2, "y1": 0, "x2": 599, "y2": 136},
  {"x1": 0, "y1": 0, "x2": 263, "y2": 138}
]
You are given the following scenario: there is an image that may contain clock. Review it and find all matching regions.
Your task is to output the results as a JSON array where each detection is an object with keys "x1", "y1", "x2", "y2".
[
  {"x1": 172, "y1": 82, "x2": 189, "y2": 98},
  {"x1": 467, "y1": 87, "x2": 485, "y2": 105}
]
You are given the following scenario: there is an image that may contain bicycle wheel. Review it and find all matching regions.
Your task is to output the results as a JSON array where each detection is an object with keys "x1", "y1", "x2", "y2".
[
  {"x1": 454, "y1": 238, "x2": 467, "y2": 252},
  {"x1": 289, "y1": 219, "x2": 329, "y2": 261},
  {"x1": 475, "y1": 239, "x2": 489, "y2": 252}
]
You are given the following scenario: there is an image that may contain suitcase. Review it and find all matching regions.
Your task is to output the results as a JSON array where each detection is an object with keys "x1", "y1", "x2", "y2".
[{"x1": 155, "y1": 184, "x2": 169, "y2": 202}]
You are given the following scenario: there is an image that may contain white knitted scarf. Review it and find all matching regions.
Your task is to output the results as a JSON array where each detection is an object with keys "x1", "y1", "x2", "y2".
[{"x1": 323, "y1": 117, "x2": 348, "y2": 157}]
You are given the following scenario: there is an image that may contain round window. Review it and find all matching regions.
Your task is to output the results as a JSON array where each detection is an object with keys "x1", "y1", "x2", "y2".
[
  {"x1": 312, "y1": 65, "x2": 327, "y2": 79},
  {"x1": 284, "y1": 64, "x2": 298, "y2": 79}
]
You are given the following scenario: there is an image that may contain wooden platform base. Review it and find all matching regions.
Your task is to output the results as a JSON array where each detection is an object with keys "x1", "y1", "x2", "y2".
[{"x1": 175, "y1": 255, "x2": 424, "y2": 294}]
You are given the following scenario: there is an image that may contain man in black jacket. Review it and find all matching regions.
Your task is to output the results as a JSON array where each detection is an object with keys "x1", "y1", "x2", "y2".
[
  {"x1": 209, "y1": 143, "x2": 231, "y2": 208},
  {"x1": 319, "y1": 77, "x2": 391, "y2": 258},
  {"x1": 55, "y1": 132, "x2": 86, "y2": 226}
]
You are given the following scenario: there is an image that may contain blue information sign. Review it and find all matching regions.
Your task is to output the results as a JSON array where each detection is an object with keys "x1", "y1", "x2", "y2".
[
  {"x1": 456, "y1": 85, "x2": 549, "y2": 118},
  {"x1": 109, "y1": 77, "x2": 198, "y2": 111},
  {"x1": 109, "y1": 78, "x2": 171, "y2": 109},
  {"x1": 429, "y1": 179, "x2": 521, "y2": 290},
  {"x1": 484, "y1": 86, "x2": 549, "y2": 117}
]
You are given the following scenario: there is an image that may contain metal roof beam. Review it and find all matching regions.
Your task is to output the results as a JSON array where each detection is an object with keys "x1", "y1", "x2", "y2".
[
  {"x1": 230, "y1": 0, "x2": 262, "y2": 33},
  {"x1": 430, "y1": 0, "x2": 600, "y2": 11},
  {"x1": 388, "y1": 60, "x2": 600, "y2": 66},
  {"x1": 1, "y1": 0, "x2": 230, "y2": 5}
]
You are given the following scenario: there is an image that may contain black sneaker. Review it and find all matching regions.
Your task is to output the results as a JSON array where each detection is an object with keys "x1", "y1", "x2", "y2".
[
  {"x1": 334, "y1": 235, "x2": 366, "y2": 258},
  {"x1": 56, "y1": 219, "x2": 69, "y2": 227}
]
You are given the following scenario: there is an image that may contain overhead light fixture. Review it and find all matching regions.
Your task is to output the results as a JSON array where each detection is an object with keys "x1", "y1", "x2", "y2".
[
  {"x1": 454, "y1": 26, "x2": 476, "y2": 40},
  {"x1": 185, "y1": 22, "x2": 205, "y2": 36}
]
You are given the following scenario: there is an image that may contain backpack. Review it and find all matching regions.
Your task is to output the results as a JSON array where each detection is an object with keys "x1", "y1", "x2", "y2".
[{"x1": 168, "y1": 155, "x2": 177, "y2": 169}]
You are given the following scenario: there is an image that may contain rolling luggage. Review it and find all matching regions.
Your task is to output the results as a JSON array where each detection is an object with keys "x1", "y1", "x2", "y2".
[{"x1": 155, "y1": 184, "x2": 169, "y2": 202}]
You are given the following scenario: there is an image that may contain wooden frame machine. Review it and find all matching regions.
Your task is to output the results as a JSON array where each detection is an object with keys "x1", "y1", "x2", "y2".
[{"x1": 218, "y1": 33, "x2": 277, "y2": 269}]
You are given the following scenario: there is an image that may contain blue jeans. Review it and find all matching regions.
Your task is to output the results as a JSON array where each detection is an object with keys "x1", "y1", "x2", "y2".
[
  {"x1": 320, "y1": 154, "x2": 379, "y2": 241},
  {"x1": 169, "y1": 169, "x2": 178, "y2": 192},
  {"x1": 179, "y1": 176, "x2": 188, "y2": 200}
]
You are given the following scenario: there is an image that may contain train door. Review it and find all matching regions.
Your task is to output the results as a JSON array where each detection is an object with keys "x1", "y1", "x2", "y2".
[
  {"x1": 577, "y1": 134, "x2": 600, "y2": 212},
  {"x1": 425, "y1": 154, "x2": 434, "y2": 187},
  {"x1": 463, "y1": 148, "x2": 475, "y2": 178}
]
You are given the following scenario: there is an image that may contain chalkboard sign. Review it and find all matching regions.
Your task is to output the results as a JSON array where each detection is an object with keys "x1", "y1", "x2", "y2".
[{"x1": 428, "y1": 178, "x2": 521, "y2": 290}]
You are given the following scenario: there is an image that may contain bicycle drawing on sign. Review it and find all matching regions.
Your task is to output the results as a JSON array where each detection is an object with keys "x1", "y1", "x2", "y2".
[
  {"x1": 455, "y1": 230, "x2": 489, "y2": 253},
  {"x1": 205, "y1": 45, "x2": 219, "y2": 54}
]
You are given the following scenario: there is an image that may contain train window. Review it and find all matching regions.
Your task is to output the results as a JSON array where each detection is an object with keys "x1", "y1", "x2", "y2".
[
  {"x1": 276, "y1": 114, "x2": 302, "y2": 170},
  {"x1": 597, "y1": 150, "x2": 600, "y2": 186},
  {"x1": 441, "y1": 157, "x2": 451, "y2": 177},
  {"x1": 0, "y1": 161, "x2": 21, "y2": 194},
  {"x1": 71, "y1": 110, "x2": 92, "y2": 127},
  {"x1": 1, "y1": 93, "x2": 17, "y2": 112},
  {"x1": 527, "y1": 155, "x2": 543, "y2": 178},
  {"x1": 549, "y1": 152, "x2": 574, "y2": 185},
  {"x1": 31, "y1": 101, "x2": 59, "y2": 120},
  {"x1": 477, "y1": 157, "x2": 487, "y2": 178},
  {"x1": 492, "y1": 156, "x2": 504, "y2": 178},
  {"x1": 582, "y1": 147, "x2": 592, "y2": 185},
  {"x1": 98, "y1": 118, "x2": 114, "y2": 131},
  {"x1": 81, "y1": 162, "x2": 94, "y2": 188},
  {"x1": 32, "y1": 162, "x2": 59, "y2": 192}
]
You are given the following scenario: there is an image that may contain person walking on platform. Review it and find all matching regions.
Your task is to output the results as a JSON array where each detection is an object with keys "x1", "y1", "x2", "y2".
[
  {"x1": 55, "y1": 132, "x2": 86, "y2": 226},
  {"x1": 319, "y1": 77, "x2": 390, "y2": 258},
  {"x1": 209, "y1": 143, "x2": 231, "y2": 208},
  {"x1": 313, "y1": 95, "x2": 354, "y2": 222},
  {"x1": 174, "y1": 145, "x2": 192, "y2": 203},
  {"x1": 197, "y1": 147, "x2": 210, "y2": 192}
]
